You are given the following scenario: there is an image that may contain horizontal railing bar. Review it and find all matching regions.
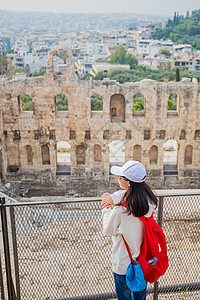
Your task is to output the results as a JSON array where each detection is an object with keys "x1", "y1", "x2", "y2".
[
  {"x1": 49, "y1": 282, "x2": 200, "y2": 300},
  {"x1": 157, "y1": 282, "x2": 200, "y2": 293},
  {"x1": 0, "y1": 192, "x2": 200, "y2": 207},
  {"x1": 49, "y1": 292, "x2": 116, "y2": 300}
]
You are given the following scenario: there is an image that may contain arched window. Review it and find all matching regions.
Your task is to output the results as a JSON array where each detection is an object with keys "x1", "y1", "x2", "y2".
[
  {"x1": 194, "y1": 130, "x2": 200, "y2": 140},
  {"x1": 42, "y1": 145, "x2": 50, "y2": 165},
  {"x1": 163, "y1": 140, "x2": 178, "y2": 175},
  {"x1": 94, "y1": 145, "x2": 101, "y2": 163},
  {"x1": 180, "y1": 130, "x2": 186, "y2": 140},
  {"x1": 133, "y1": 145, "x2": 141, "y2": 162},
  {"x1": 168, "y1": 94, "x2": 178, "y2": 111},
  {"x1": 55, "y1": 94, "x2": 68, "y2": 111},
  {"x1": 110, "y1": 94, "x2": 125, "y2": 122},
  {"x1": 184, "y1": 145, "x2": 193, "y2": 165},
  {"x1": 20, "y1": 93, "x2": 33, "y2": 111},
  {"x1": 108, "y1": 140, "x2": 125, "y2": 172},
  {"x1": 26, "y1": 145, "x2": 33, "y2": 165},
  {"x1": 150, "y1": 146, "x2": 158, "y2": 165},
  {"x1": 76, "y1": 145, "x2": 86, "y2": 165},
  {"x1": 133, "y1": 94, "x2": 145, "y2": 114},
  {"x1": 91, "y1": 94, "x2": 103, "y2": 111},
  {"x1": 56, "y1": 141, "x2": 71, "y2": 175}
]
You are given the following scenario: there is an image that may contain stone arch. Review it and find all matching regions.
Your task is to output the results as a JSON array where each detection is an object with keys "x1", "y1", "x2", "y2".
[
  {"x1": 94, "y1": 145, "x2": 101, "y2": 163},
  {"x1": 110, "y1": 94, "x2": 125, "y2": 122},
  {"x1": 184, "y1": 145, "x2": 193, "y2": 165},
  {"x1": 55, "y1": 94, "x2": 68, "y2": 111},
  {"x1": 56, "y1": 141, "x2": 71, "y2": 174},
  {"x1": 167, "y1": 93, "x2": 178, "y2": 111},
  {"x1": 76, "y1": 145, "x2": 86, "y2": 165},
  {"x1": 163, "y1": 140, "x2": 178, "y2": 175},
  {"x1": 46, "y1": 46, "x2": 76, "y2": 80},
  {"x1": 108, "y1": 141, "x2": 125, "y2": 172},
  {"x1": 180, "y1": 129, "x2": 186, "y2": 140},
  {"x1": 194, "y1": 130, "x2": 200, "y2": 139},
  {"x1": 132, "y1": 93, "x2": 145, "y2": 115},
  {"x1": 150, "y1": 145, "x2": 158, "y2": 165},
  {"x1": 133, "y1": 145, "x2": 141, "y2": 162},
  {"x1": 26, "y1": 145, "x2": 33, "y2": 165},
  {"x1": 41, "y1": 145, "x2": 50, "y2": 165},
  {"x1": 91, "y1": 94, "x2": 103, "y2": 111},
  {"x1": 19, "y1": 93, "x2": 33, "y2": 112}
]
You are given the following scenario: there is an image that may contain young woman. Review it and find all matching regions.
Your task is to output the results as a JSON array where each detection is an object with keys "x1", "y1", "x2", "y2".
[{"x1": 101, "y1": 160, "x2": 158, "y2": 300}]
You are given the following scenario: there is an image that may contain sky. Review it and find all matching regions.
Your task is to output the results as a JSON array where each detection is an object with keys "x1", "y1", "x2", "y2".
[{"x1": 0, "y1": 0, "x2": 199, "y2": 16}]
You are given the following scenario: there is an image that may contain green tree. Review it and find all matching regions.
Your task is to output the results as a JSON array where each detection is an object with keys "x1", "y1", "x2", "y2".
[
  {"x1": 32, "y1": 67, "x2": 46, "y2": 77},
  {"x1": 91, "y1": 94, "x2": 103, "y2": 111},
  {"x1": 126, "y1": 53, "x2": 138, "y2": 69},
  {"x1": 175, "y1": 68, "x2": 180, "y2": 82},
  {"x1": 109, "y1": 45, "x2": 127, "y2": 64},
  {"x1": 168, "y1": 94, "x2": 177, "y2": 110},
  {"x1": 133, "y1": 94, "x2": 145, "y2": 111},
  {"x1": 25, "y1": 64, "x2": 30, "y2": 76},
  {"x1": 159, "y1": 49, "x2": 172, "y2": 57},
  {"x1": 56, "y1": 94, "x2": 68, "y2": 111},
  {"x1": 0, "y1": 55, "x2": 8, "y2": 75},
  {"x1": 21, "y1": 93, "x2": 33, "y2": 111}
]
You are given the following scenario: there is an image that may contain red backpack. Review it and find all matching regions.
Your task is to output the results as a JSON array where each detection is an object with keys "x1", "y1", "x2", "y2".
[
  {"x1": 137, "y1": 214, "x2": 169, "y2": 283},
  {"x1": 123, "y1": 203, "x2": 169, "y2": 284}
]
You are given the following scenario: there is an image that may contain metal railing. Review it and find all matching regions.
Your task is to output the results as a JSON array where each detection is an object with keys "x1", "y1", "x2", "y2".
[{"x1": 0, "y1": 192, "x2": 200, "y2": 300}]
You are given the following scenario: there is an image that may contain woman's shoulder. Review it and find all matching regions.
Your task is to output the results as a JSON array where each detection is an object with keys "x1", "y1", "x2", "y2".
[{"x1": 110, "y1": 190, "x2": 126, "y2": 204}]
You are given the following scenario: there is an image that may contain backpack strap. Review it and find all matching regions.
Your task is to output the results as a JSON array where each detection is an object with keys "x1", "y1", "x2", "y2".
[{"x1": 122, "y1": 235, "x2": 136, "y2": 265}]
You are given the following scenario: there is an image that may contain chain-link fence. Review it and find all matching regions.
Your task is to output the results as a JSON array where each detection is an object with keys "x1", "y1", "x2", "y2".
[{"x1": 0, "y1": 193, "x2": 200, "y2": 300}]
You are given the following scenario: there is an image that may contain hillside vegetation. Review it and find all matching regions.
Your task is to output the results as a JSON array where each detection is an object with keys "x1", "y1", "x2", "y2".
[{"x1": 155, "y1": 9, "x2": 200, "y2": 49}]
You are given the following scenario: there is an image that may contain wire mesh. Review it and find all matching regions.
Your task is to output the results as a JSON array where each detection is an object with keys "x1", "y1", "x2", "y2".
[
  {"x1": 158, "y1": 194, "x2": 200, "y2": 298},
  {"x1": 1, "y1": 194, "x2": 200, "y2": 300},
  {"x1": 12, "y1": 201, "x2": 116, "y2": 299}
]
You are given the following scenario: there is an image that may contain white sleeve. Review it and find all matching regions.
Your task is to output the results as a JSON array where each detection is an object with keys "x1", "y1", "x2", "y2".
[
  {"x1": 110, "y1": 190, "x2": 126, "y2": 204},
  {"x1": 102, "y1": 207, "x2": 121, "y2": 236}
]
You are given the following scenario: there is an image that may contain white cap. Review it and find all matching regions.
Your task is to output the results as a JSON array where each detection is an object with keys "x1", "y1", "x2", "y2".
[{"x1": 110, "y1": 160, "x2": 147, "y2": 183}]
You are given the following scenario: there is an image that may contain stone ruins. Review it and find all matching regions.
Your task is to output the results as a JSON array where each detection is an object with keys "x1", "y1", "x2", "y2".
[{"x1": 0, "y1": 46, "x2": 200, "y2": 196}]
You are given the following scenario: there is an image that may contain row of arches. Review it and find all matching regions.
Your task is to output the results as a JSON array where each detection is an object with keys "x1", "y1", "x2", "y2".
[
  {"x1": 17, "y1": 93, "x2": 178, "y2": 115},
  {"x1": 23, "y1": 141, "x2": 194, "y2": 175}
]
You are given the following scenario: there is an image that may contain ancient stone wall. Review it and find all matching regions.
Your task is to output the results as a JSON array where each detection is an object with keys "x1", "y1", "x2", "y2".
[{"x1": 0, "y1": 46, "x2": 200, "y2": 192}]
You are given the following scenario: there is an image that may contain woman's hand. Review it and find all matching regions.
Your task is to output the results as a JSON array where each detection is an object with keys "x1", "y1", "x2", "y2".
[{"x1": 101, "y1": 193, "x2": 114, "y2": 209}]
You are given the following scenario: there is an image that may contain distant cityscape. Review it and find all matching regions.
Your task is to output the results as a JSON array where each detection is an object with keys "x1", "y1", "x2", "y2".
[{"x1": 0, "y1": 10, "x2": 200, "y2": 79}]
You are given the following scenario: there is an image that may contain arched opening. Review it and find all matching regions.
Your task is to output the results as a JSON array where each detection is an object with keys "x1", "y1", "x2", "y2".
[
  {"x1": 184, "y1": 145, "x2": 193, "y2": 165},
  {"x1": 194, "y1": 130, "x2": 200, "y2": 140},
  {"x1": 76, "y1": 145, "x2": 86, "y2": 165},
  {"x1": 94, "y1": 145, "x2": 101, "y2": 163},
  {"x1": 20, "y1": 93, "x2": 33, "y2": 111},
  {"x1": 91, "y1": 94, "x2": 103, "y2": 111},
  {"x1": 41, "y1": 145, "x2": 50, "y2": 165},
  {"x1": 132, "y1": 93, "x2": 145, "y2": 115},
  {"x1": 163, "y1": 140, "x2": 178, "y2": 175},
  {"x1": 150, "y1": 146, "x2": 158, "y2": 165},
  {"x1": 167, "y1": 94, "x2": 178, "y2": 111},
  {"x1": 108, "y1": 140, "x2": 125, "y2": 173},
  {"x1": 133, "y1": 145, "x2": 141, "y2": 162},
  {"x1": 26, "y1": 145, "x2": 33, "y2": 165},
  {"x1": 56, "y1": 141, "x2": 71, "y2": 175},
  {"x1": 55, "y1": 94, "x2": 68, "y2": 111},
  {"x1": 110, "y1": 94, "x2": 125, "y2": 122}
]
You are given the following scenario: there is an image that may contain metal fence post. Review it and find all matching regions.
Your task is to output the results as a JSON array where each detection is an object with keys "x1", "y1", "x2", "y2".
[
  {"x1": 0, "y1": 197, "x2": 16, "y2": 300},
  {"x1": 153, "y1": 196, "x2": 164, "y2": 300},
  {"x1": 10, "y1": 206, "x2": 20, "y2": 300},
  {"x1": 0, "y1": 249, "x2": 5, "y2": 300}
]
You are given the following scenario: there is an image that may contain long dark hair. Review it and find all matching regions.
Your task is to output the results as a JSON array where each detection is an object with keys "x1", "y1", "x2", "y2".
[{"x1": 117, "y1": 180, "x2": 158, "y2": 218}]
